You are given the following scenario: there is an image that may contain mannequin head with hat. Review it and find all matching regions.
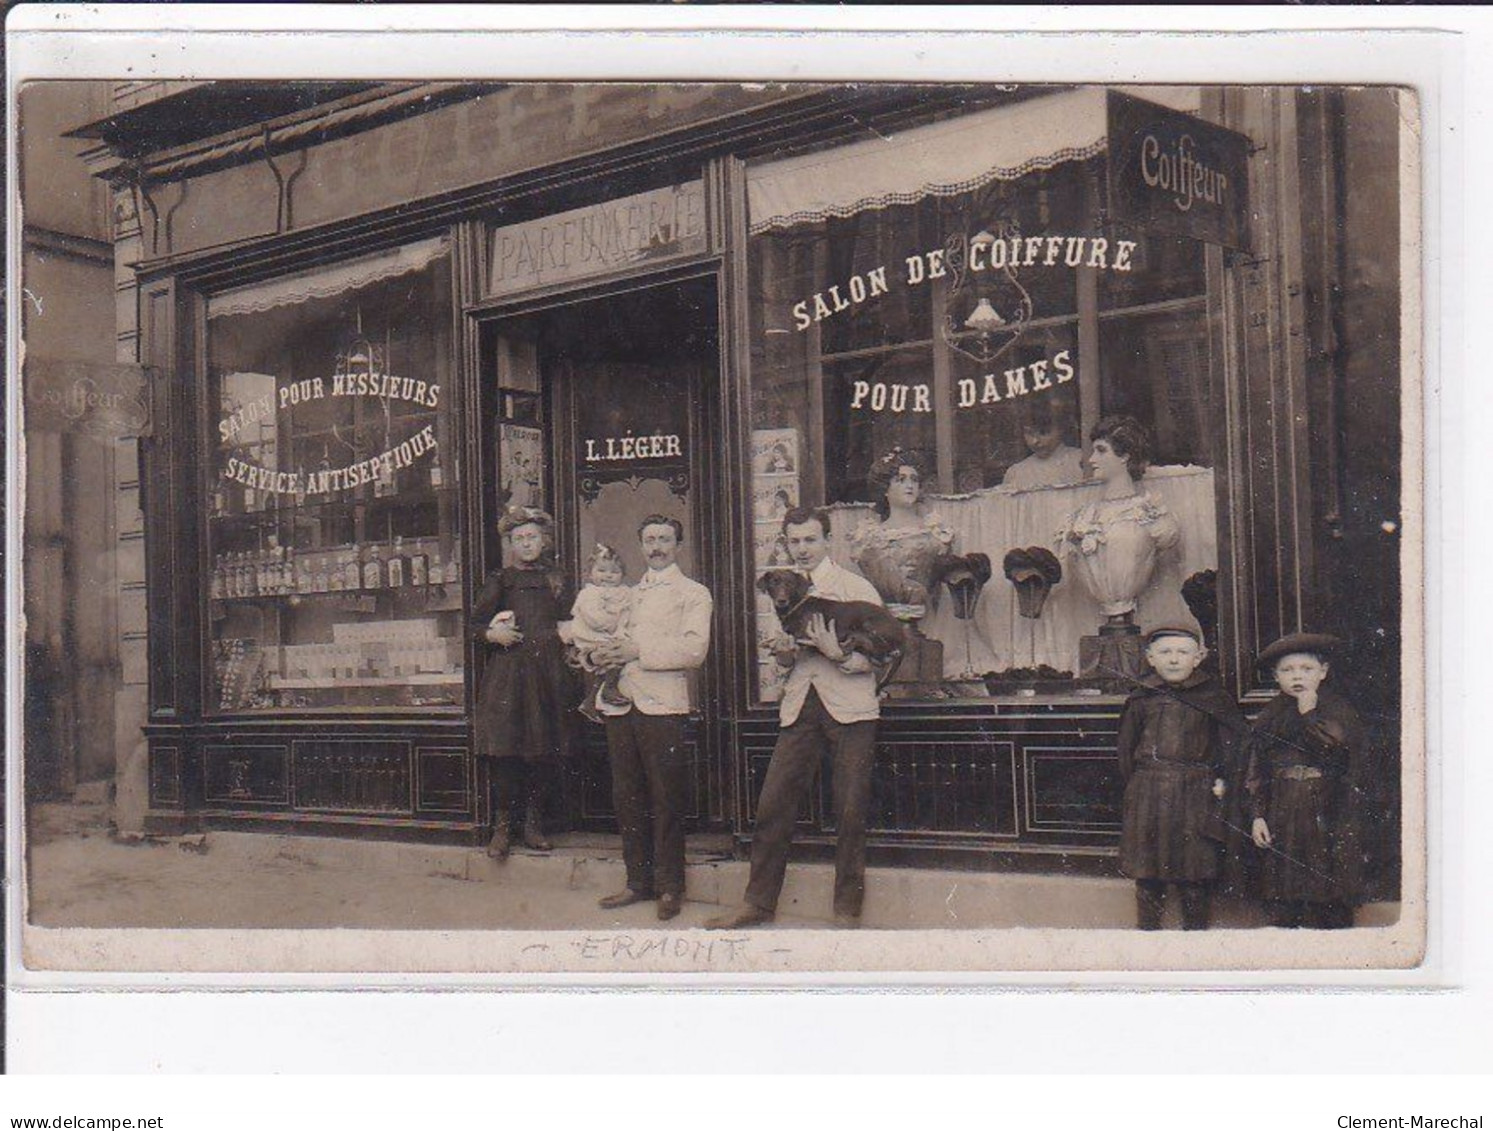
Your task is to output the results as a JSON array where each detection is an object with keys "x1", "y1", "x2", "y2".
[{"x1": 1144, "y1": 626, "x2": 1207, "y2": 685}]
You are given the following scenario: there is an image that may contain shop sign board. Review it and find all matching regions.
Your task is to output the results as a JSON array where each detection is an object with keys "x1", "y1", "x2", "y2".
[
  {"x1": 25, "y1": 358, "x2": 152, "y2": 437},
  {"x1": 486, "y1": 181, "x2": 708, "y2": 299},
  {"x1": 1106, "y1": 91, "x2": 1252, "y2": 251}
]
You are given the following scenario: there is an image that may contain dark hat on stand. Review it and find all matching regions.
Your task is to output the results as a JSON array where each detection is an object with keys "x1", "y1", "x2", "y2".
[
  {"x1": 1002, "y1": 547, "x2": 1063, "y2": 619},
  {"x1": 932, "y1": 552, "x2": 993, "y2": 621},
  {"x1": 1255, "y1": 632, "x2": 1342, "y2": 670}
]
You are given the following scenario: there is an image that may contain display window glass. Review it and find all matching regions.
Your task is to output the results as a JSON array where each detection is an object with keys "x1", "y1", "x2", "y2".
[
  {"x1": 204, "y1": 238, "x2": 463, "y2": 713},
  {"x1": 745, "y1": 90, "x2": 1219, "y2": 703}
]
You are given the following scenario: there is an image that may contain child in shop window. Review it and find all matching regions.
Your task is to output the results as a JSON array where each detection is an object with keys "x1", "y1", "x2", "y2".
[{"x1": 561, "y1": 543, "x2": 635, "y2": 725}]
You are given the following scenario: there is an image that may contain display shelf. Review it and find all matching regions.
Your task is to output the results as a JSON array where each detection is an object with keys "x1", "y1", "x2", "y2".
[
  {"x1": 210, "y1": 586, "x2": 461, "y2": 605},
  {"x1": 268, "y1": 673, "x2": 462, "y2": 689}
]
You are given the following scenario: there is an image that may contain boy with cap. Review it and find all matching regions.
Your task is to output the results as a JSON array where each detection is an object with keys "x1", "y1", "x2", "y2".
[
  {"x1": 1244, "y1": 633, "x2": 1367, "y2": 929},
  {"x1": 1116, "y1": 626, "x2": 1245, "y2": 930}
]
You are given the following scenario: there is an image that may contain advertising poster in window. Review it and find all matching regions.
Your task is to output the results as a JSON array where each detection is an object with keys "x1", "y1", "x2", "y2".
[{"x1": 499, "y1": 422, "x2": 544, "y2": 511}]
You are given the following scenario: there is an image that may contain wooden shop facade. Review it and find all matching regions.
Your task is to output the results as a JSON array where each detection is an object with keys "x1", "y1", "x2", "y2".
[{"x1": 74, "y1": 81, "x2": 1404, "y2": 874}]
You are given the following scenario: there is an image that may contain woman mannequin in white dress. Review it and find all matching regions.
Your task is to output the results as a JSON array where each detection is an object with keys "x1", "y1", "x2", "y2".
[{"x1": 1056, "y1": 416, "x2": 1180, "y2": 633}]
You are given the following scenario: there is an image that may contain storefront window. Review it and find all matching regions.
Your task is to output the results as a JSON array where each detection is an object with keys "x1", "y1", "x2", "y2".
[
  {"x1": 204, "y1": 238, "x2": 463, "y2": 712},
  {"x1": 746, "y1": 89, "x2": 1220, "y2": 702}
]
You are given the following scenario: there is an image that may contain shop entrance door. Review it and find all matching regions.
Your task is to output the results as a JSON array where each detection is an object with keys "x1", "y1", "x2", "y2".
[{"x1": 482, "y1": 274, "x2": 723, "y2": 833}]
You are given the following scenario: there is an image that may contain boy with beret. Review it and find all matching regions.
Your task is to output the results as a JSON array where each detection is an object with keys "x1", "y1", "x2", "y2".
[
  {"x1": 1245, "y1": 633, "x2": 1368, "y2": 929},
  {"x1": 1116, "y1": 626, "x2": 1246, "y2": 930}
]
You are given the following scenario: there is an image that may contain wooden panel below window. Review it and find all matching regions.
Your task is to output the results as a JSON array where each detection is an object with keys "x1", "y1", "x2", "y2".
[
  {"x1": 415, "y1": 746, "x2": 470, "y2": 813},
  {"x1": 293, "y1": 739, "x2": 412, "y2": 814},
  {"x1": 203, "y1": 743, "x2": 290, "y2": 806},
  {"x1": 1023, "y1": 747, "x2": 1123, "y2": 834}
]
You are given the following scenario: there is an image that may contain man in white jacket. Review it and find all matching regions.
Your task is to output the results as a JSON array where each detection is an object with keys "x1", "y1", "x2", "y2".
[
  {"x1": 589, "y1": 515, "x2": 713, "y2": 921},
  {"x1": 707, "y1": 506, "x2": 883, "y2": 930}
]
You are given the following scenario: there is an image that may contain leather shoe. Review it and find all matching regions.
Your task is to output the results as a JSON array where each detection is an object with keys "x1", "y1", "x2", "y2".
[
  {"x1": 703, "y1": 903, "x2": 774, "y2": 930},
  {"x1": 598, "y1": 888, "x2": 653, "y2": 910},
  {"x1": 656, "y1": 893, "x2": 683, "y2": 921}
]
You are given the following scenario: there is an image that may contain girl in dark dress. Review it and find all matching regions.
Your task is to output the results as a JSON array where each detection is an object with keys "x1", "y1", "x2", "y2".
[
  {"x1": 470, "y1": 506, "x2": 576, "y2": 859},
  {"x1": 1246, "y1": 633, "x2": 1368, "y2": 929}
]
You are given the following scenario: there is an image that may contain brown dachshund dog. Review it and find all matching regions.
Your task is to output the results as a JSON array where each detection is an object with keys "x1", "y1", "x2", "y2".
[{"x1": 756, "y1": 568, "x2": 906, "y2": 690}]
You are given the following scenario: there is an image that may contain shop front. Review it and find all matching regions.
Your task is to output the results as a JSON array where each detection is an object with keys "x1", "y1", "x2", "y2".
[{"x1": 90, "y1": 82, "x2": 1398, "y2": 872}]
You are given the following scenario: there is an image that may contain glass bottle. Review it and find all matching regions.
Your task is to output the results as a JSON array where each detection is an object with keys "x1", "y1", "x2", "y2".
[
  {"x1": 341, "y1": 545, "x2": 361, "y2": 592},
  {"x1": 408, "y1": 539, "x2": 429, "y2": 588},
  {"x1": 362, "y1": 543, "x2": 384, "y2": 591},
  {"x1": 429, "y1": 448, "x2": 444, "y2": 490}
]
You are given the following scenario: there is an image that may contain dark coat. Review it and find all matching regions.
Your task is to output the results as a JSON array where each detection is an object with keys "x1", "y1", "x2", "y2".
[
  {"x1": 1244, "y1": 689, "x2": 1369, "y2": 904},
  {"x1": 1116, "y1": 672, "x2": 1246, "y2": 882},
  {"x1": 470, "y1": 565, "x2": 577, "y2": 762}
]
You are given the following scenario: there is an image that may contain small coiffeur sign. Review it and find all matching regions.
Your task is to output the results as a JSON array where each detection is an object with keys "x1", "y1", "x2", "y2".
[
  {"x1": 1106, "y1": 91, "x2": 1252, "y2": 252},
  {"x1": 487, "y1": 181, "x2": 708, "y2": 299},
  {"x1": 25, "y1": 359, "x2": 152, "y2": 437}
]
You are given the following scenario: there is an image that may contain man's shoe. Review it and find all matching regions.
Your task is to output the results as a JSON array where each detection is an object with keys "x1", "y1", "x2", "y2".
[
  {"x1": 656, "y1": 893, "x2": 683, "y2": 921},
  {"x1": 703, "y1": 903, "x2": 774, "y2": 930},
  {"x1": 521, "y1": 805, "x2": 552, "y2": 852},
  {"x1": 598, "y1": 889, "x2": 653, "y2": 910}
]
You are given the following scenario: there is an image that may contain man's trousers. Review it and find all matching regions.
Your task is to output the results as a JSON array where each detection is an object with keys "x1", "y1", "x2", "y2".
[
  {"x1": 605, "y1": 712, "x2": 690, "y2": 897},
  {"x1": 743, "y1": 688, "x2": 877, "y2": 918}
]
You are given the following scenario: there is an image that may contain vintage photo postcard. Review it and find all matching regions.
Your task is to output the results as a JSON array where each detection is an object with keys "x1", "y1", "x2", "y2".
[{"x1": 10, "y1": 51, "x2": 1428, "y2": 979}]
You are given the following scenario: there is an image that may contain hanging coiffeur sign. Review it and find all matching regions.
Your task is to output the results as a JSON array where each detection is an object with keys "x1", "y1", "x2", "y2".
[
  {"x1": 1106, "y1": 91, "x2": 1252, "y2": 252},
  {"x1": 217, "y1": 371, "x2": 441, "y2": 498},
  {"x1": 487, "y1": 181, "x2": 708, "y2": 299},
  {"x1": 25, "y1": 359, "x2": 152, "y2": 437}
]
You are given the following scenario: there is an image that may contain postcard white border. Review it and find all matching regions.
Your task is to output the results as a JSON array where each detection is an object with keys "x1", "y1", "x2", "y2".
[{"x1": 4, "y1": 3, "x2": 1479, "y2": 1075}]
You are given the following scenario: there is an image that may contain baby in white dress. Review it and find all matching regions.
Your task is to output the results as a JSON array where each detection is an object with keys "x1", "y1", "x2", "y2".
[{"x1": 562, "y1": 544, "x2": 634, "y2": 724}]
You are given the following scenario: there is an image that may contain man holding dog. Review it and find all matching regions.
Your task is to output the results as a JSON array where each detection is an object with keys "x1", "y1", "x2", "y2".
[{"x1": 706, "y1": 506, "x2": 884, "y2": 930}]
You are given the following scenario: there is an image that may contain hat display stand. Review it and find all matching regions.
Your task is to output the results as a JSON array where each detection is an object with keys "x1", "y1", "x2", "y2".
[
  {"x1": 925, "y1": 552, "x2": 994, "y2": 695},
  {"x1": 1077, "y1": 613, "x2": 1147, "y2": 693}
]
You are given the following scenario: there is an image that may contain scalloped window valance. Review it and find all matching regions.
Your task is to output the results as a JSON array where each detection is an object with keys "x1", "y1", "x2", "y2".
[{"x1": 746, "y1": 86, "x2": 1202, "y2": 234}]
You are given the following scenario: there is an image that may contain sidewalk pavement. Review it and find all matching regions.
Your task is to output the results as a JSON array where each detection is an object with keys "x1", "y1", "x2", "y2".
[{"x1": 23, "y1": 799, "x2": 1399, "y2": 932}]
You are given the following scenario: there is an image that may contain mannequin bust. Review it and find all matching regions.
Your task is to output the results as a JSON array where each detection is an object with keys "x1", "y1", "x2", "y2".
[{"x1": 849, "y1": 448, "x2": 954, "y2": 682}]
